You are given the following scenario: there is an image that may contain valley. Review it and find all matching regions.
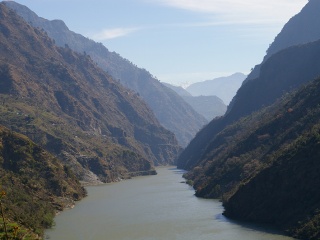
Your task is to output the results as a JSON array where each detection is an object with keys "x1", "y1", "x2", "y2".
[{"x1": 1, "y1": 0, "x2": 320, "y2": 239}]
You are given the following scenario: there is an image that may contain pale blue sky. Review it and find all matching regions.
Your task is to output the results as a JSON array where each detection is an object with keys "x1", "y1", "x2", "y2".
[{"x1": 4, "y1": 0, "x2": 308, "y2": 86}]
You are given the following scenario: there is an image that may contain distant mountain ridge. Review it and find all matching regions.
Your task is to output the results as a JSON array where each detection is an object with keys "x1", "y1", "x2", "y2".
[
  {"x1": 186, "y1": 73, "x2": 246, "y2": 105},
  {"x1": 4, "y1": 1, "x2": 207, "y2": 147},
  {"x1": 163, "y1": 82, "x2": 227, "y2": 120},
  {"x1": 0, "y1": 3, "x2": 181, "y2": 184}
]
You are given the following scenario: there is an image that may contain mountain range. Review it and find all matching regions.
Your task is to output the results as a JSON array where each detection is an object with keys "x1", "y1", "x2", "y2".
[
  {"x1": 186, "y1": 72, "x2": 247, "y2": 105},
  {"x1": 3, "y1": 1, "x2": 207, "y2": 147},
  {"x1": 163, "y1": 83, "x2": 227, "y2": 121},
  {"x1": 1, "y1": 0, "x2": 320, "y2": 239}
]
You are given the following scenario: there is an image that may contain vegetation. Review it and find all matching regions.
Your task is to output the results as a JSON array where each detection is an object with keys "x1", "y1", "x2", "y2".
[{"x1": 0, "y1": 125, "x2": 86, "y2": 238}]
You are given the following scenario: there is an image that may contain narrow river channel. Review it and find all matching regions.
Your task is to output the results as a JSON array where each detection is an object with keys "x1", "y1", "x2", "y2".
[{"x1": 45, "y1": 167, "x2": 294, "y2": 240}]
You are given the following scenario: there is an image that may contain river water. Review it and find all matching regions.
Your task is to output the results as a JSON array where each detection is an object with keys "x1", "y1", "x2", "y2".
[{"x1": 45, "y1": 167, "x2": 294, "y2": 240}]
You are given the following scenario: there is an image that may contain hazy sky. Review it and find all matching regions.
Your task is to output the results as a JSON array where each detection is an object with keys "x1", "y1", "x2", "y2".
[{"x1": 4, "y1": 0, "x2": 308, "y2": 86}]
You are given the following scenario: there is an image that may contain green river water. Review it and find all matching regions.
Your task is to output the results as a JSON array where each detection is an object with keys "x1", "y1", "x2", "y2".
[{"x1": 45, "y1": 167, "x2": 294, "y2": 240}]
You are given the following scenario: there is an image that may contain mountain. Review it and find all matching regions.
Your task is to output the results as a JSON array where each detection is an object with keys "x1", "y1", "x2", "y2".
[
  {"x1": 178, "y1": 40, "x2": 320, "y2": 170},
  {"x1": 163, "y1": 83, "x2": 227, "y2": 120},
  {"x1": 177, "y1": 0, "x2": 320, "y2": 171},
  {"x1": 247, "y1": 0, "x2": 320, "y2": 81},
  {"x1": 185, "y1": 76, "x2": 320, "y2": 239},
  {"x1": 186, "y1": 73, "x2": 247, "y2": 105},
  {"x1": 4, "y1": 1, "x2": 207, "y2": 147},
  {"x1": 162, "y1": 83, "x2": 192, "y2": 97},
  {"x1": 265, "y1": 0, "x2": 320, "y2": 59},
  {"x1": 0, "y1": 3, "x2": 181, "y2": 184},
  {"x1": 0, "y1": 125, "x2": 86, "y2": 238},
  {"x1": 174, "y1": 1, "x2": 320, "y2": 238}
]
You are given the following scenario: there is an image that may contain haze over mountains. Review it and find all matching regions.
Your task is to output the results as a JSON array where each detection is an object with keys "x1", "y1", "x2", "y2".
[
  {"x1": 4, "y1": 1, "x2": 207, "y2": 147},
  {"x1": 186, "y1": 72, "x2": 247, "y2": 105},
  {"x1": 163, "y1": 82, "x2": 227, "y2": 121}
]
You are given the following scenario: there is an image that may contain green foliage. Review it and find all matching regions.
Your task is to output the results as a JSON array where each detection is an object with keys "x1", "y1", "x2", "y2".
[{"x1": 0, "y1": 126, "x2": 86, "y2": 238}]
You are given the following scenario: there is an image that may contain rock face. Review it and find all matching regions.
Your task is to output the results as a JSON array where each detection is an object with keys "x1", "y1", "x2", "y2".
[
  {"x1": 4, "y1": 1, "x2": 207, "y2": 147},
  {"x1": 0, "y1": 3, "x2": 181, "y2": 183},
  {"x1": 0, "y1": 125, "x2": 86, "y2": 237}
]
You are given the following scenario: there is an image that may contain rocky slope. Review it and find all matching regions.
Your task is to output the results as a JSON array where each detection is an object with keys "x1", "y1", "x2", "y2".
[
  {"x1": 0, "y1": 3, "x2": 181, "y2": 184},
  {"x1": 0, "y1": 125, "x2": 86, "y2": 238},
  {"x1": 4, "y1": 1, "x2": 207, "y2": 147}
]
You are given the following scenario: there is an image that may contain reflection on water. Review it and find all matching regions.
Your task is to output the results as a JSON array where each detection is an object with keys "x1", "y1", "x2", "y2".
[{"x1": 45, "y1": 167, "x2": 294, "y2": 240}]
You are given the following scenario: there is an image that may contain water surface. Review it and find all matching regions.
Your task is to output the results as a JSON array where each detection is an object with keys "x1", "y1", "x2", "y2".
[{"x1": 45, "y1": 167, "x2": 294, "y2": 240}]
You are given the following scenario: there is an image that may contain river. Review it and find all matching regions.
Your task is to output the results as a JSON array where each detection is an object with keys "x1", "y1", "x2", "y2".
[{"x1": 45, "y1": 167, "x2": 294, "y2": 240}]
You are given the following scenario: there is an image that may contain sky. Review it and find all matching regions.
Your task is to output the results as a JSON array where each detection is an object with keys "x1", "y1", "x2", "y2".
[{"x1": 3, "y1": 0, "x2": 308, "y2": 86}]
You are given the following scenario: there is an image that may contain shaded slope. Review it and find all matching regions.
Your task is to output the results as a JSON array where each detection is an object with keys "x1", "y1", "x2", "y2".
[
  {"x1": 178, "y1": 39, "x2": 320, "y2": 170},
  {"x1": 4, "y1": 1, "x2": 207, "y2": 147},
  {"x1": 0, "y1": 3, "x2": 181, "y2": 183},
  {"x1": 246, "y1": 0, "x2": 320, "y2": 81},
  {"x1": 266, "y1": 0, "x2": 320, "y2": 59},
  {"x1": 221, "y1": 78, "x2": 320, "y2": 240}
]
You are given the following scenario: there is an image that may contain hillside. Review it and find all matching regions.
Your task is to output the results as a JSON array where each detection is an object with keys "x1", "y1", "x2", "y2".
[
  {"x1": 0, "y1": 125, "x2": 86, "y2": 238},
  {"x1": 186, "y1": 73, "x2": 246, "y2": 105},
  {"x1": 164, "y1": 83, "x2": 227, "y2": 120},
  {"x1": 4, "y1": 1, "x2": 208, "y2": 147},
  {"x1": 0, "y1": 3, "x2": 181, "y2": 184},
  {"x1": 178, "y1": 39, "x2": 320, "y2": 170},
  {"x1": 224, "y1": 79, "x2": 320, "y2": 240},
  {"x1": 184, "y1": 76, "x2": 320, "y2": 239}
]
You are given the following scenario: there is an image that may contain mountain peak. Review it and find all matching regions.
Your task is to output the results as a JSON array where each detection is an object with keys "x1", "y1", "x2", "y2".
[{"x1": 266, "y1": 0, "x2": 320, "y2": 59}]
